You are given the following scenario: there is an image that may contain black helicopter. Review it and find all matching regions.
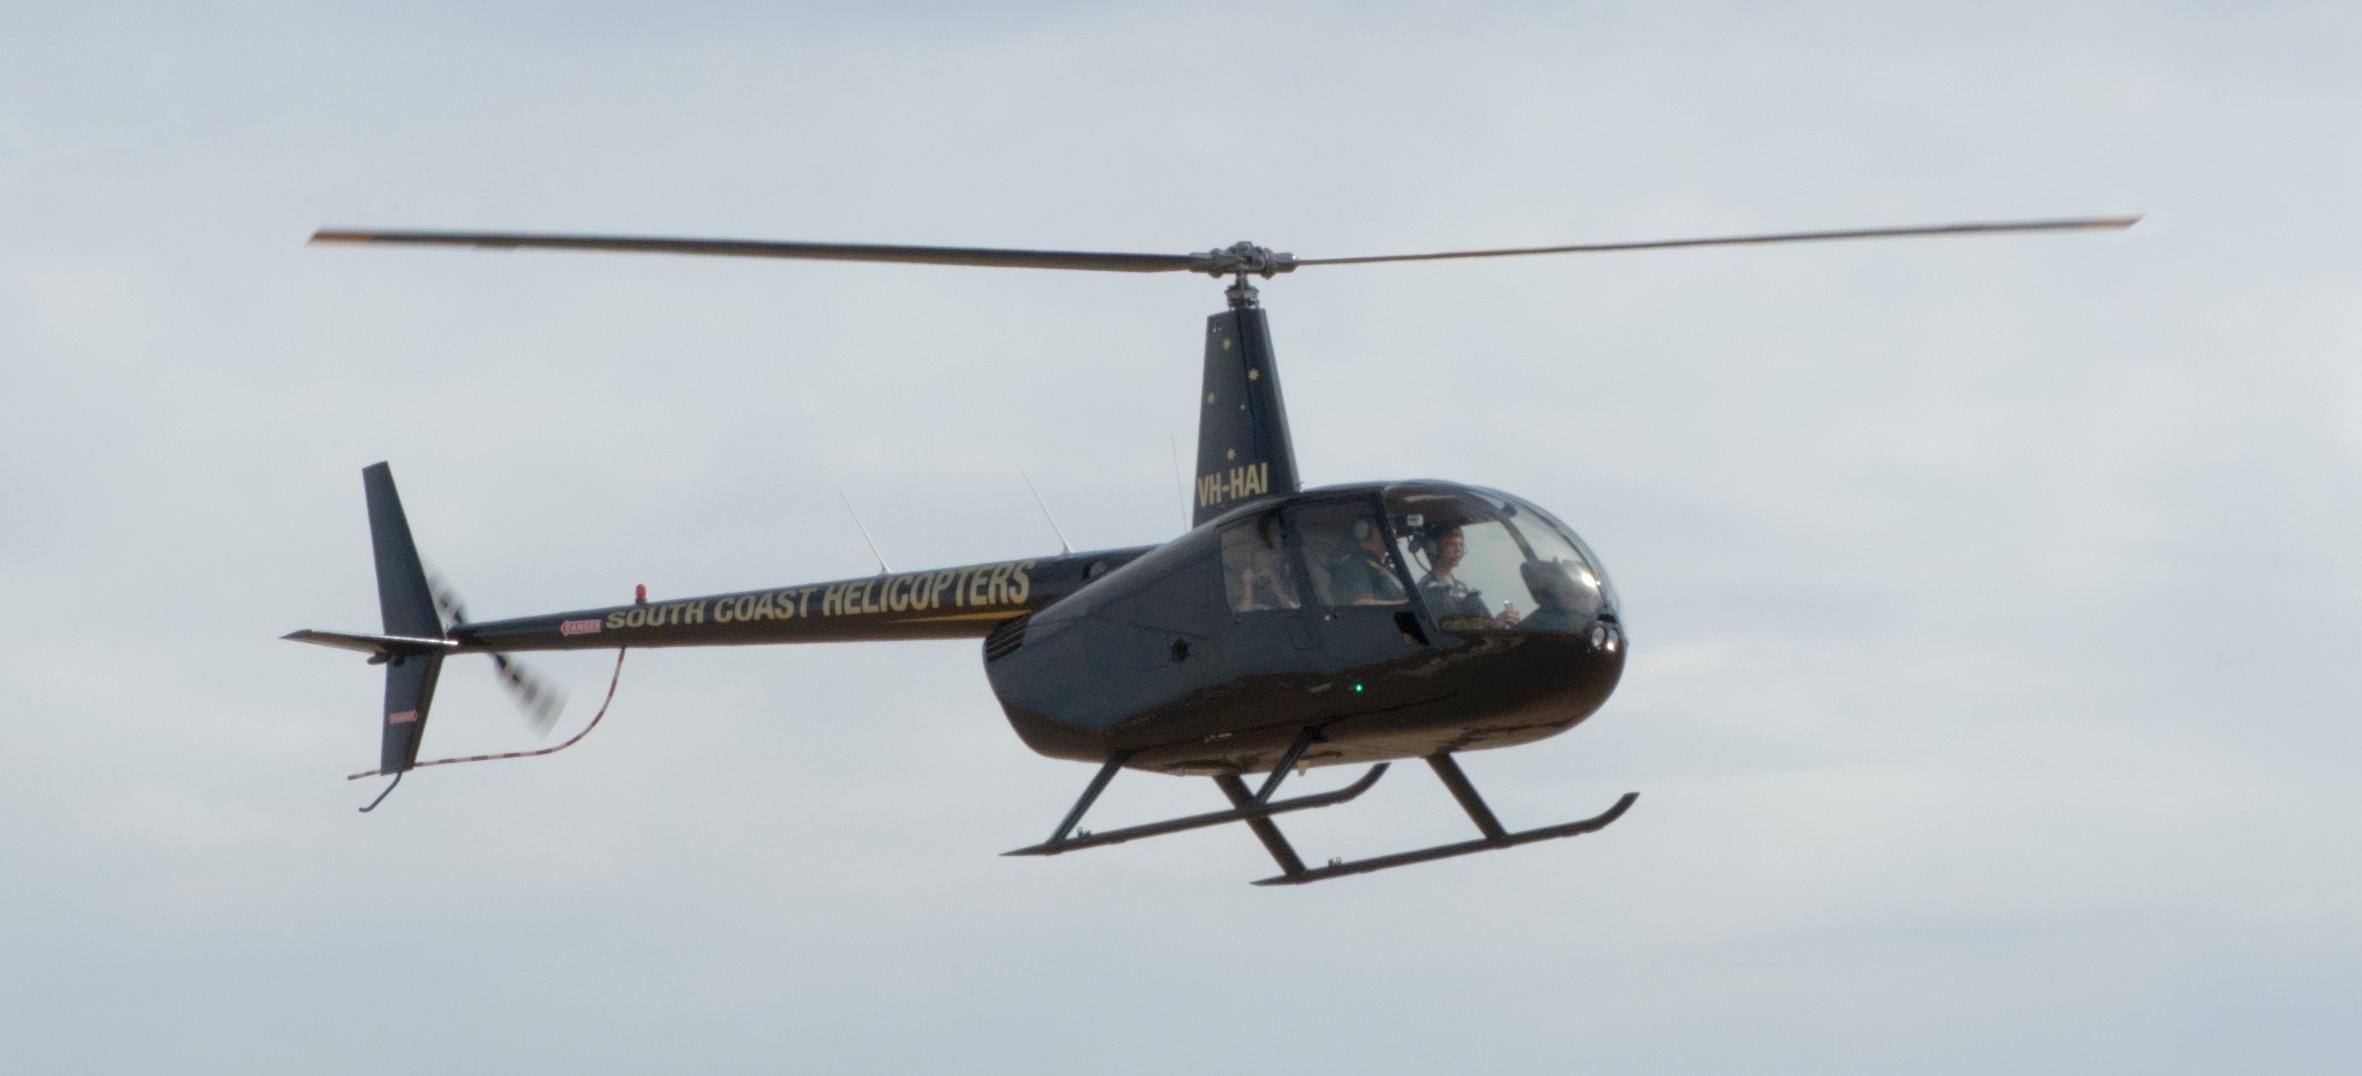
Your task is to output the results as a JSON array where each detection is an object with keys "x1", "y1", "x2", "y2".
[{"x1": 289, "y1": 215, "x2": 2135, "y2": 884}]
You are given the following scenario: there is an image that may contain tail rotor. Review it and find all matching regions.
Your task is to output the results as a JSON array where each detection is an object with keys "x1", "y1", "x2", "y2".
[
  {"x1": 287, "y1": 462, "x2": 573, "y2": 794},
  {"x1": 425, "y1": 568, "x2": 566, "y2": 737}
]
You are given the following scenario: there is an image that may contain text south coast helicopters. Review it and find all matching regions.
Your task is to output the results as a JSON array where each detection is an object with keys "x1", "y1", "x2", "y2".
[{"x1": 289, "y1": 215, "x2": 2136, "y2": 884}]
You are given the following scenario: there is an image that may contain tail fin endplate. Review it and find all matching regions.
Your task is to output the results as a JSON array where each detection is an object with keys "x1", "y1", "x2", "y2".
[{"x1": 363, "y1": 463, "x2": 447, "y2": 773}]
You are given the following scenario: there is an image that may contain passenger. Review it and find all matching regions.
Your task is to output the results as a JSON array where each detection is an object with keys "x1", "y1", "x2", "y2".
[
  {"x1": 1234, "y1": 517, "x2": 1299, "y2": 612},
  {"x1": 1330, "y1": 519, "x2": 1408, "y2": 605},
  {"x1": 1236, "y1": 551, "x2": 1297, "y2": 611},
  {"x1": 1418, "y1": 523, "x2": 1519, "y2": 627}
]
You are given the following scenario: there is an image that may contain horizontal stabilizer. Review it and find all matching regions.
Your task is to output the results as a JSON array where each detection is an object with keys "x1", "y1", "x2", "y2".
[{"x1": 283, "y1": 629, "x2": 457, "y2": 658}]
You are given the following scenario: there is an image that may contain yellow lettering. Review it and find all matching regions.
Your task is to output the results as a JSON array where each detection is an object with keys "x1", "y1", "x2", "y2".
[
  {"x1": 606, "y1": 611, "x2": 625, "y2": 629},
  {"x1": 797, "y1": 587, "x2": 816, "y2": 616},
  {"x1": 753, "y1": 591, "x2": 777, "y2": 620},
  {"x1": 685, "y1": 600, "x2": 706, "y2": 625},
  {"x1": 821, "y1": 583, "x2": 844, "y2": 617},
  {"x1": 1008, "y1": 560, "x2": 1034, "y2": 604}
]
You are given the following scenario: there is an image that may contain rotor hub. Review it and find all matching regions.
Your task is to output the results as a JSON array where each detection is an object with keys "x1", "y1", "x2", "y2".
[
  {"x1": 1191, "y1": 242, "x2": 1297, "y2": 308},
  {"x1": 1189, "y1": 241, "x2": 1297, "y2": 279}
]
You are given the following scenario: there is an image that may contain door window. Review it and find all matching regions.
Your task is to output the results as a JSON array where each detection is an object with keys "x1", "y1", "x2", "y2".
[
  {"x1": 1288, "y1": 499, "x2": 1409, "y2": 609},
  {"x1": 1219, "y1": 513, "x2": 1299, "y2": 613}
]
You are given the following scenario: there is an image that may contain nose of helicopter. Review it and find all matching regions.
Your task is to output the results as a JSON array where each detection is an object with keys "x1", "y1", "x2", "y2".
[
  {"x1": 1505, "y1": 608, "x2": 1627, "y2": 730},
  {"x1": 1585, "y1": 612, "x2": 1626, "y2": 657},
  {"x1": 1555, "y1": 609, "x2": 1628, "y2": 716}
]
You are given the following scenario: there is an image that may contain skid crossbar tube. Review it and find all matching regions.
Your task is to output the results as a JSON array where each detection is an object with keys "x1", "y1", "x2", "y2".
[
  {"x1": 1043, "y1": 752, "x2": 1131, "y2": 847},
  {"x1": 1254, "y1": 727, "x2": 1322, "y2": 803},
  {"x1": 1003, "y1": 762, "x2": 1388, "y2": 857},
  {"x1": 1251, "y1": 752, "x2": 1638, "y2": 886},
  {"x1": 1428, "y1": 752, "x2": 1506, "y2": 839},
  {"x1": 1215, "y1": 774, "x2": 1308, "y2": 879}
]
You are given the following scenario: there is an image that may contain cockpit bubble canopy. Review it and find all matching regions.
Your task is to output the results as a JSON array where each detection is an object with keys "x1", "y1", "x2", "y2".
[{"x1": 1384, "y1": 484, "x2": 1619, "y2": 634}]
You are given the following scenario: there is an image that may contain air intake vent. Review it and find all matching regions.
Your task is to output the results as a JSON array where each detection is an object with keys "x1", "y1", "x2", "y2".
[{"x1": 983, "y1": 614, "x2": 1029, "y2": 662}]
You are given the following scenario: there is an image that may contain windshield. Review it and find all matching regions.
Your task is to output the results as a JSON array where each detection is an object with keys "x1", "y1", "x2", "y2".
[{"x1": 1385, "y1": 486, "x2": 1614, "y2": 634}]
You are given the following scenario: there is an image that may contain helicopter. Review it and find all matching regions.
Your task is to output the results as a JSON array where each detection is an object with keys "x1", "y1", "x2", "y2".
[{"x1": 288, "y1": 214, "x2": 2136, "y2": 884}]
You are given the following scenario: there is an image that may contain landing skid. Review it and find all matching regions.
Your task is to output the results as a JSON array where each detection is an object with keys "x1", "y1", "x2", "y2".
[
  {"x1": 1003, "y1": 761, "x2": 1388, "y2": 857},
  {"x1": 1254, "y1": 784, "x2": 1636, "y2": 885},
  {"x1": 1006, "y1": 728, "x2": 1386, "y2": 858},
  {"x1": 1007, "y1": 731, "x2": 1635, "y2": 885}
]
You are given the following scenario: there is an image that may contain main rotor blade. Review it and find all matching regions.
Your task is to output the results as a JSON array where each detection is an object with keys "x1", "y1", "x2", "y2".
[
  {"x1": 312, "y1": 230, "x2": 1199, "y2": 274},
  {"x1": 1292, "y1": 215, "x2": 2141, "y2": 267}
]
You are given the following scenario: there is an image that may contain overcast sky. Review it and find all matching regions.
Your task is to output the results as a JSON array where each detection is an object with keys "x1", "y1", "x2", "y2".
[{"x1": 5, "y1": 3, "x2": 2358, "y2": 1072}]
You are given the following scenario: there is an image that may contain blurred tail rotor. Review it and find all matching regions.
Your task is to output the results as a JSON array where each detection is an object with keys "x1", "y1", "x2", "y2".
[{"x1": 426, "y1": 567, "x2": 567, "y2": 738}]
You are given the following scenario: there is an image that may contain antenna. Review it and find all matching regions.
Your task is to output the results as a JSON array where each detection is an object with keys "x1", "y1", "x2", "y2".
[
  {"x1": 839, "y1": 491, "x2": 892, "y2": 575},
  {"x1": 1021, "y1": 471, "x2": 1073, "y2": 556},
  {"x1": 1169, "y1": 434, "x2": 1188, "y2": 531}
]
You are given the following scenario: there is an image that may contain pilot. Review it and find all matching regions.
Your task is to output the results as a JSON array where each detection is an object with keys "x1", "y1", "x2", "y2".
[
  {"x1": 1330, "y1": 519, "x2": 1408, "y2": 605},
  {"x1": 1418, "y1": 523, "x2": 1519, "y2": 627}
]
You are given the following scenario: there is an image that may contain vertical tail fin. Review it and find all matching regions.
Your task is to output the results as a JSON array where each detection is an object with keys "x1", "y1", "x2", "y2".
[
  {"x1": 1191, "y1": 306, "x2": 1300, "y2": 526},
  {"x1": 363, "y1": 463, "x2": 447, "y2": 773}
]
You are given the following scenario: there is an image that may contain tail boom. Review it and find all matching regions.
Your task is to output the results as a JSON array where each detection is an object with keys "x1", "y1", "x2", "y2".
[
  {"x1": 293, "y1": 462, "x2": 1156, "y2": 777},
  {"x1": 445, "y1": 546, "x2": 1153, "y2": 654}
]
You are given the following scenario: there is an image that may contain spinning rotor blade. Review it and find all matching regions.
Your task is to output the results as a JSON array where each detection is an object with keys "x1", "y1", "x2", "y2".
[
  {"x1": 425, "y1": 569, "x2": 566, "y2": 738},
  {"x1": 315, "y1": 214, "x2": 2137, "y2": 281},
  {"x1": 313, "y1": 230, "x2": 1198, "y2": 274},
  {"x1": 1291, "y1": 215, "x2": 2143, "y2": 267}
]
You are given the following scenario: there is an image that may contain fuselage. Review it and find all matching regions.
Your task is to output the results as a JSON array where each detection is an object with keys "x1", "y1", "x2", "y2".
[{"x1": 985, "y1": 480, "x2": 1626, "y2": 775}]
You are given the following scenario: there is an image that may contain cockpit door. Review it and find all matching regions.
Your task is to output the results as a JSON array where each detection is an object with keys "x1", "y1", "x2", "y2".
[
  {"x1": 1283, "y1": 496, "x2": 1433, "y2": 672},
  {"x1": 1217, "y1": 510, "x2": 1321, "y2": 652}
]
